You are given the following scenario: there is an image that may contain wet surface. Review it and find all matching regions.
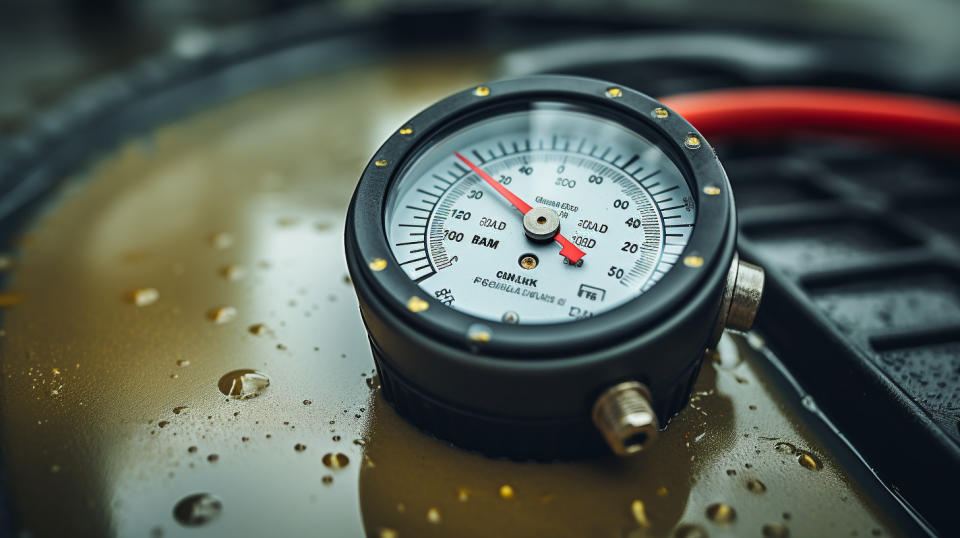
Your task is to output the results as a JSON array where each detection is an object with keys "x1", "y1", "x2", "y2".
[
  {"x1": 746, "y1": 219, "x2": 919, "y2": 271},
  {"x1": 0, "y1": 55, "x2": 917, "y2": 537},
  {"x1": 876, "y1": 342, "x2": 960, "y2": 443},
  {"x1": 809, "y1": 272, "x2": 960, "y2": 333}
]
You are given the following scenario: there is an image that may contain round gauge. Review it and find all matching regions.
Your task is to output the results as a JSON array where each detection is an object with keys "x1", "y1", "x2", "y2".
[
  {"x1": 345, "y1": 75, "x2": 763, "y2": 460},
  {"x1": 384, "y1": 103, "x2": 695, "y2": 324}
]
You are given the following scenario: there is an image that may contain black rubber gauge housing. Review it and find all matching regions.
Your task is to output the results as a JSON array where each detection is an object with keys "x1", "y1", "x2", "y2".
[{"x1": 345, "y1": 75, "x2": 736, "y2": 459}]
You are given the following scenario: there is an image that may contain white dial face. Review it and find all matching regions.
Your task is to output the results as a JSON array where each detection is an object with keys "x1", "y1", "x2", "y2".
[{"x1": 384, "y1": 104, "x2": 695, "y2": 324}]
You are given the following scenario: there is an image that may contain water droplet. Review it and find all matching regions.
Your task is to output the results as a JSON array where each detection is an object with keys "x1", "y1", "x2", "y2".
[
  {"x1": 218, "y1": 369, "x2": 270, "y2": 400},
  {"x1": 379, "y1": 528, "x2": 398, "y2": 538},
  {"x1": 746, "y1": 479, "x2": 766, "y2": 493},
  {"x1": 207, "y1": 454, "x2": 219, "y2": 463},
  {"x1": 706, "y1": 503, "x2": 736, "y2": 524},
  {"x1": 173, "y1": 406, "x2": 189, "y2": 415},
  {"x1": 207, "y1": 306, "x2": 236, "y2": 324},
  {"x1": 208, "y1": 233, "x2": 233, "y2": 249},
  {"x1": 187, "y1": 446, "x2": 197, "y2": 453},
  {"x1": 366, "y1": 376, "x2": 380, "y2": 390},
  {"x1": 775, "y1": 442, "x2": 797, "y2": 455},
  {"x1": 158, "y1": 420, "x2": 170, "y2": 428},
  {"x1": 0, "y1": 254, "x2": 14, "y2": 271},
  {"x1": 457, "y1": 488, "x2": 470, "y2": 502},
  {"x1": 248, "y1": 323, "x2": 268, "y2": 336},
  {"x1": 303, "y1": 399, "x2": 312, "y2": 405},
  {"x1": 797, "y1": 451, "x2": 823, "y2": 471},
  {"x1": 321, "y1": 475, "x2": 333, "y2": 485},
  {"x1": 726, "y1": 469, "x2": 737, "y2": 476},
  {"x1": 426, "y1": 507, "x2": 442, "y2": 524},
  {"x1": 657, "y1": 487, "x2": 668, "y2": 497},
  {"x1": 762, "y1": 523, "x2": 790, "y2": 537},
  {"x1": 322, "y1": 452, "x2": 349, "y2": 469},
  {"x1": 128, "y1": 288, "x2": 159, "y2": 306},
  {"x1": 219, "y1": 264, "x2": 245, "y2": 281},
  {"x1": 674, "y1": 524, "x2": 709, "y2": 538},
  {"x1": 353, "y1": 439, "x2": 365, "y2": 447},
  {"x1": 631, "y1": 499, "x2": 651, "y2": 527},
  {"x1": 499, "y1": 485, "x2": 514, "y2": 499},
  {"x1": 173, "y1": 493, "x2": 222, "y2": 526},
  {"x1": 176, "y1": 359, "x2": 190, "y2": 367},
  {"x1": 294, "y1": 443, "x2": 307, "y2": 452},
  {"x1": 332, "y1": 435, "x2": 341, "y2": 442}
]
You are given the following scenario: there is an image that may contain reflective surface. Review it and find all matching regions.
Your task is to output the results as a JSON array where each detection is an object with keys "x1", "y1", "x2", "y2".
[{"x1": 0, "y1": 55, "x2": 915, "y2": 537}]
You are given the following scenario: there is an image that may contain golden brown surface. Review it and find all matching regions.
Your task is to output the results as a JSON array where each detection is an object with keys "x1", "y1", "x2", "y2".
[{"x1": 0, "y1": 54, "x2": 910, "y2": 537}]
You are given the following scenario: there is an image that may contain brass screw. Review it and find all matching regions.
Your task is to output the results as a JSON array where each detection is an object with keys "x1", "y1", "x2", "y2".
[
  {"x1": 374, "y1": 159, "x2": 388, "y2": 167},
  {"x1": 684, "y1": 255, "x2": 704, "y2": 268},
  {"x1": 473, "y1": 86, "x2": 490, "y2": 97},
  {"x1": 703, "y1": 186, "x2": 722, "y2": 195},
  {"x1": 520, "y1": 256, "x2": 538, "y2": 270},
  {"x1": 652, "y1": 107, "x2": 669, "y2": 119},
  {"x1": 684, "y1": 134, "x2": 702, "y2": 150},
  {"x1": 605, "y1": 87, "x2": 623, "y2": 98},
  {"x1": 398, "y1": 126, "x2": 413, "y2": 136},
  {"x1": 368, "y1": 258, "x2": 388, "y2": 271},
  {"x1": 406, "y1": 296, "x2": 429, "y2": 312}
]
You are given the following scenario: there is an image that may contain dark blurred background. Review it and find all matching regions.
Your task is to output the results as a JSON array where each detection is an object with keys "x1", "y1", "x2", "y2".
[{"x1": 2, "y1": 0, "x2": 960, "y2": 141}]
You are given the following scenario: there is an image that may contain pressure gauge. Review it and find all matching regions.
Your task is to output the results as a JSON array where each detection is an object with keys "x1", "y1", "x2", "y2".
[{"x1": 345, "y1": 76, "x2": 763, "y2": 459}]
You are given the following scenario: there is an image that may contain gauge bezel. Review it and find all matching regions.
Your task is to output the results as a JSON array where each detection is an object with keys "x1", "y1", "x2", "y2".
[{"x1": 347, "y1": 75, "x2": 733, "y2": 358}]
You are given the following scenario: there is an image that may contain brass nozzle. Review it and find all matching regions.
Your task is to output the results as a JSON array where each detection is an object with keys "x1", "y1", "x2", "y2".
[{"x1": 591, "y1": 382, "x2": 659, "y2": 456}]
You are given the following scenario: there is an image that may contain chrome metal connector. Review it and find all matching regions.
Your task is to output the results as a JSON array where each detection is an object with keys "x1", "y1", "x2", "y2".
[
  {"x1": 709, "y1": 252, "x2": 765, "y2": 349},
  {"x1": 592, "y1": 381, "x2": 659, "y2": 456}
]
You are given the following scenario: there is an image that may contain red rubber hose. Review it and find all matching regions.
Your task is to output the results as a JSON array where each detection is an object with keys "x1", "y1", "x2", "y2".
[{"x1": 660, "y1": 87, "x2": 960, "y2": 149}]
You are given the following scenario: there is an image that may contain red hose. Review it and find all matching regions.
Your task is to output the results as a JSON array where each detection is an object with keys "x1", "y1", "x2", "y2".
[{"x1": 660, "y1": 87, "x2": 960, "y2": 149}]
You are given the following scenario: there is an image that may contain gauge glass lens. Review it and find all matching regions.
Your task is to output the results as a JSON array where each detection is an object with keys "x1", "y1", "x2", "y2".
[{"x1": 384, "y1": 103, "x2": 695, "y2": 324}]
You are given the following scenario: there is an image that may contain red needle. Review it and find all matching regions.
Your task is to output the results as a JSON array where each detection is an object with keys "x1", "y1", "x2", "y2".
[{"x1": 455, "y1": 152, "x2": 586, "y2": 263}]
